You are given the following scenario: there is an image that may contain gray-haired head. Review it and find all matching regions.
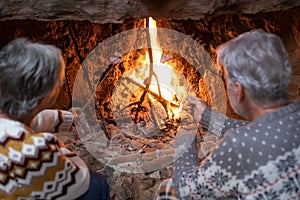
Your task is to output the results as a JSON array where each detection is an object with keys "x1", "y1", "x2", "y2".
[
  {"x1": 217, "y1": 29, "x2": 292, "y2": 107},
  {"x1": 0, "y1": 38, "x2": 64, "y2": 118}
]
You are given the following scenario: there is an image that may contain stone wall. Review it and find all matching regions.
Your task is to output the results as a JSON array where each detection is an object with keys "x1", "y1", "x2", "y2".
[{"x1": 1, "y1": 0, "x2": 300, "y2": 23}]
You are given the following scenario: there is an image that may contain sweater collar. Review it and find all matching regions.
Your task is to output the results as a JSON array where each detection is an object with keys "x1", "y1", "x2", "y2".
[{"x1": 256, "y1": 100, "x2": 300, "y2": 122}]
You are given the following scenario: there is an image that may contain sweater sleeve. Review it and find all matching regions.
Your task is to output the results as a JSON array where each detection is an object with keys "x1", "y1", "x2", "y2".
[
  {"x1": 59, "y1": 148, "x2": 91, "y2": 200},
  {"x1": 172, "y1": 127, "x2": 199, "y2": 197},
  {"x1": 172, "y1": 108, "x2": 249, "y2": 198},
  {"x1": 200, "y1": 107, "x2": 248, "y2": 137},
  {"x1": 30, "y1": 109, "x2": 73, "y2": 133}
]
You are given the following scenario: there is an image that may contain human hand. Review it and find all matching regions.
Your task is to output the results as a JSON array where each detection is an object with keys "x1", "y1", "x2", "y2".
[
  {"x1": 69, "y1": 107, "x2": 84, "y2": 124},
  {"x1": 186, "y1": 96, "x2": 208, "y2": 124}
]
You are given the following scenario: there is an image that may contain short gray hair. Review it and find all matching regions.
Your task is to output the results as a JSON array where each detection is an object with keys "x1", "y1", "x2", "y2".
[
  {"x1": 217, "y1": 29, "x2": 292, "y2": 107},
  {"x1": 0, "y1": 38, "x2": 64, "y2": 117}
]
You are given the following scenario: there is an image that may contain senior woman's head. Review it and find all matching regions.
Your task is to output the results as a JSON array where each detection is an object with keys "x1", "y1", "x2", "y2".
[
  {"x1": 0, "y1": 38, "x2": 65, "y2": 118},
  {"x1": 217, "y1": 29, "x2": 292, "y2": 108}
]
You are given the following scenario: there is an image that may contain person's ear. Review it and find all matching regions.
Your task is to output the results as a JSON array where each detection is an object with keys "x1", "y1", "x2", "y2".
[{"x1": 234, "y1": 82, "x2": 245, "y2": 103}]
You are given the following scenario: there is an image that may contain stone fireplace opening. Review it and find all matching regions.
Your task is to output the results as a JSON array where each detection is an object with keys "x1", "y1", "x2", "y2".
[
  {"x1": 70, "y1": 17, "x2": 225, "y2": 175},
  {"x1": 1, "y1": 1, "x2": 300, "y2": 199}
]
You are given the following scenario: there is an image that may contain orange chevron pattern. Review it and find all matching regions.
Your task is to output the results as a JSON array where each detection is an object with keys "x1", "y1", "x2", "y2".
[{"x1": 0, "y1": 119, "x2": 85, "y2": 200}]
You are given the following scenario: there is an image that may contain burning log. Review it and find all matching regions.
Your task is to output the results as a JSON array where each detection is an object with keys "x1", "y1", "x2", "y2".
[
  {"x1": 122, "y1": 77, "x2": 180, "y2": 109},
  {"x1": 120, "y1": 76, "x2": 181, "y2": 127}
]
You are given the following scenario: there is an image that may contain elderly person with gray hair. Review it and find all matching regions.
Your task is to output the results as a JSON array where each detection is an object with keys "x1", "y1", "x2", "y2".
[
  {"x1": 156, "y1": 29, "x2": 300, "y2": 199},
  {"x1": 0, "y1": 38, "x2": 109, "y2": 199}
]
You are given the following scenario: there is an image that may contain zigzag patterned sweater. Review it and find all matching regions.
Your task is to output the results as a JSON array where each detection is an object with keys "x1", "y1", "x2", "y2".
[{"x1": 0, "y1": 118, "x2": 90, "y2": 200}]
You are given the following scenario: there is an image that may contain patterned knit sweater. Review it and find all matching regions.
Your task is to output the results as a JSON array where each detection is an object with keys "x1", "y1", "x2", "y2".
[
  {"x1": 0, "y1": 118, "x2": 90, "y2": 200},
  {"x1": 173, "y1": 100, "x2": 300, "y2": 199}
]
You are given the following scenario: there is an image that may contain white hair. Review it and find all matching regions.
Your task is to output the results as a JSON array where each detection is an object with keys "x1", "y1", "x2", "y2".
[
  {"x1": 0, "y1": 38, "x2": 64, "y2": 117},
  {"x1": 217, "y1": 29, "x2": 292, "y2": 107}
]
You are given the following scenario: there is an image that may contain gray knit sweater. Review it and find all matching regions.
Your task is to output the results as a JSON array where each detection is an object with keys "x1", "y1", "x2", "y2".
[{"x1": 173, "y1": 100, "x2": 300, "y2": 199}]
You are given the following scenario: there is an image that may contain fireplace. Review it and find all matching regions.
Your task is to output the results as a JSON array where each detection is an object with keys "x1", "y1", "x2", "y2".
[
  {"x1": 1, "y1": 1, "x2": 300, "y2": 199},
  {"x1": 69, "y1": 16, "x2": 228, "y2": 174}
]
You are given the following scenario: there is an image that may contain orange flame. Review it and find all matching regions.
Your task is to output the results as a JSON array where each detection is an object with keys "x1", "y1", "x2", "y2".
[
  {"x1": 124, "y1": 17, "x2": 184, "y2": 120},
  {"x1": 146, "y1": 17, "x2": 182, "y2": 119},
  {"x1": 148, "y1": 17, "x2": 162, "y2": 64}
]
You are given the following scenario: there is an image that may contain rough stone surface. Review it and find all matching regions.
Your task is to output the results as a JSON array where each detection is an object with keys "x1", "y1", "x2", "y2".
[{"x1": 1, "y1": 0, "x2": 300, "y2": 23}]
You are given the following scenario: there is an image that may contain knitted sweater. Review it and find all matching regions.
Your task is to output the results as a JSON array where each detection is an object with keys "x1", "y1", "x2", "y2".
[
  {"x1": 0, "y1": 117, "x2": 90, "y2": 199},
  {"x1": 30, "y1": 109, "x2": 74, "y2": 133},
  {"x1": 173, "y1": 100, "x2": 300, "y2": 199}
]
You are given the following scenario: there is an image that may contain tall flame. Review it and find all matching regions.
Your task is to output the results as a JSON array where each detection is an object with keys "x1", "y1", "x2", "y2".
[
  {"x1": 148, "y1": 17, "x2": 162, "y2": 64},
  {"x1": 124, "y1": 17, "x2": 183, "y2": 120},
  {"x1": 146, "y1": 17, "x2": 182, "y2": 119},
  {"x1": 147, "y1": 17, "x2": 174, "y2": 102}
]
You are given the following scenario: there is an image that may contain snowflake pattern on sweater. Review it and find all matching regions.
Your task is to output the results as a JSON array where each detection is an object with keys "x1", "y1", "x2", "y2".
[{"x1": 173, "y1": 100, "x2": 300, "y2": 200}]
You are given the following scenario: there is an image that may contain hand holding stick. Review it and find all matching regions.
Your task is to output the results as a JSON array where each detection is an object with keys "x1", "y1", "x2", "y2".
[{"x1": 186, "y1": 96, "x2": 208, "y2": 124}]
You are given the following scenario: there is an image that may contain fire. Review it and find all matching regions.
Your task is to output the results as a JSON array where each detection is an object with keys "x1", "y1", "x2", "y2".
[
  {"x1": 148, "y1": 17, "x2": 162, "y2": 64},
  {"x1": 146, "y1": 17, "x2": 182, "y2": 119},
  {"x1": 120, "y1": 17, "x2": 184, "y2": 123}
]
